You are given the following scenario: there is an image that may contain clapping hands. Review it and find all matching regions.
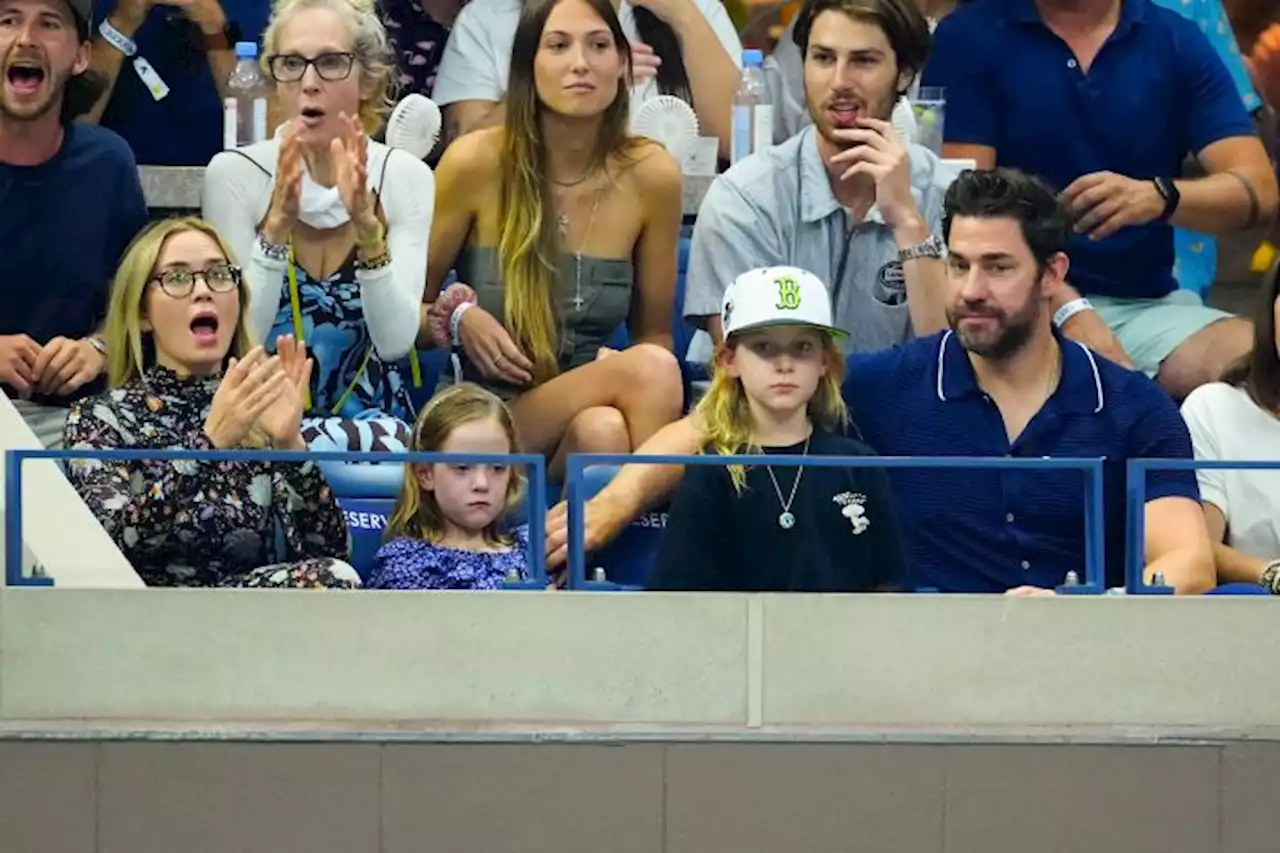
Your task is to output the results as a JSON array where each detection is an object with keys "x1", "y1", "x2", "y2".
[{"x1": 203, "y1": 339, "x2": 312, "y2": 451}]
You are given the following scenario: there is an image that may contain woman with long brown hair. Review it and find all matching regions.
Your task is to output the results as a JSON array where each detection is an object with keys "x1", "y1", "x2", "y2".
[{"x1": 419, "y1": 0, "x2": 684, "y2": 480}]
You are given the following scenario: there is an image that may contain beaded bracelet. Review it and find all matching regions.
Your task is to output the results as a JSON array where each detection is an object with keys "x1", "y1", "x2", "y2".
[
  {"x1": 356, "y1": 249, "x2": 392, "y2": 271},
  {"x1": 257, "y1": 232, "x2": 289, "y2": 262}
]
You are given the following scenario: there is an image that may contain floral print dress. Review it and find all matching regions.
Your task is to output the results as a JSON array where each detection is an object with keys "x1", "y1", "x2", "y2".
[
  {"x1": 367, "y1": 525, "x2": 530, "y2": 590},
  {"x1": 63, "y1": 366, "x2": 358, "y2": 589}
]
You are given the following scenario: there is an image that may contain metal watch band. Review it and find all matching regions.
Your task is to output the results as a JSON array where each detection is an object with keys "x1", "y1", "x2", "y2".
[{"x1": 898, "y1": 235, "x2": 945, "y2": 263}]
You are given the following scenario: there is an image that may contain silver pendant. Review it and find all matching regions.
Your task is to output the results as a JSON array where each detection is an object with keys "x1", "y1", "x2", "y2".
[{"x1": 779, "y1": 511, "x2": 795, "y2": 530}]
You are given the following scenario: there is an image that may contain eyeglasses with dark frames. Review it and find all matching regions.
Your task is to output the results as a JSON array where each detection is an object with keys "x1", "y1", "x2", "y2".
[
  {"x1": 266, "y1": 52, "x2": 357, "y2": 83},
  {"x1": 149, "y1": 264, "x2": 242, "y2": 298}
]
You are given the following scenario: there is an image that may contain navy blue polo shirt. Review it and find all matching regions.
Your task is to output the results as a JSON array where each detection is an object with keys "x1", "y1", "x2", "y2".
[
  {"x1": 921, "y1": 0, "x2": 1257, "y2": 300},
  {"x1": 842, "y1": 331, "x2": 1199, "y2": 592},
  {"x1": 95, "y1": 1, "x2": 270, "y2": 166}
]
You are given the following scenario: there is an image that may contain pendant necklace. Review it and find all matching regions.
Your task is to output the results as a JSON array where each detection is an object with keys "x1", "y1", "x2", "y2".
[
  {"x1": 556, "y1": 185, "x2": 604, "y2": 314},
  {"x1": 764, "y1": 435, "x2": 810, "y2": 530}
]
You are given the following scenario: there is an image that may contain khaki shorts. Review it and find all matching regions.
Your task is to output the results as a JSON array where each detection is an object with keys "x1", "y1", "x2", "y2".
[{"x1": 1090, "y1": 290, "x2": 1234, "y2": 378}]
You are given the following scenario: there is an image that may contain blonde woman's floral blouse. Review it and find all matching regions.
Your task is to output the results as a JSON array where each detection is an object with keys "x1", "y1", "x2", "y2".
[{"x1": 63, "y1": 366, "x2": 353, "y2": 588}]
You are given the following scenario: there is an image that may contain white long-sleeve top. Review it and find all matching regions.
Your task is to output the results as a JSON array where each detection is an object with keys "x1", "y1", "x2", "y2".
[{"x1": 201, "y1": 139, "x2": 434, "y2": 362}]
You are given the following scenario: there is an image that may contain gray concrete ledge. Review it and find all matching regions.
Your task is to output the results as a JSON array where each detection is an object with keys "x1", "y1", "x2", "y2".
[
  {"x1": 3, "y1": 720, "x2": 1280, "y2": 746},
  {"x1": 3, "y1": 588, "x2": 1278, "y2": 733}
]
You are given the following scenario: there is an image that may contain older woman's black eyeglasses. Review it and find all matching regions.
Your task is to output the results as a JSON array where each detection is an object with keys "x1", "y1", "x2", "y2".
[
  {"x1": 150, "y1": 264, "x2": 242, "y2": 298},
  {"x1": 267, "y1": 52, "x2": 357, "y2": 83}
]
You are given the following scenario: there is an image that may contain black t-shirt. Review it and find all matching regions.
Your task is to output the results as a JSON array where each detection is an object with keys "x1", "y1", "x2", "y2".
[{"x1": 649, "y1": 429, "x2": 906, "y2": 592}]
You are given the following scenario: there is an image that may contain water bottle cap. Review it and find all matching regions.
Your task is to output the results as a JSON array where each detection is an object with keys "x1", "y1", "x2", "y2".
[
  {"x1": 742, "y1": 48, "x2": 764, "y2": 67},
  {"x1": 234, "y1": 41, "x2": 258, "y2": 59}
]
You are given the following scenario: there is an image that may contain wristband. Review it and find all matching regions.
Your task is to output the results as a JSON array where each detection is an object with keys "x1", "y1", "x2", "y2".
[
  {"x1": 98, "y1": 18, "x2": 137, "y2": 57},
  {"x1": 1052, "y1": 298, "x2": 1094, "y2": 329},
  {"x1": 424, "y1": 284, "x2": 477, "y2": 348},
  {"x1": 86, "y1": 336, "x2": 107, "y2": 357},
  {"x1": 451, "y1": 301, "x2": 475, "y2": 348}
]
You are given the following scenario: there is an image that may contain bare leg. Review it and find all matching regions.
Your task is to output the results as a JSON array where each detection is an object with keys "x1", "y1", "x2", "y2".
[
  {"x1": 548, "y1": 406, "x2": 632, "y2": 480},
  {"x1": 1155, "y1": 317, "x2": 1253, "y2": 400},
  {"x1": 509, "y1": 343, "x2": 684, "y2": 461}
]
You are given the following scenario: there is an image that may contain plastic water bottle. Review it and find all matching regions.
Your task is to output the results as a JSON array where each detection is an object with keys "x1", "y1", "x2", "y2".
[
  {"x1": 730, "y1": 48, "x2": 773, "y2": 165},
  {"x1": 224, "y1": 42, "x2": 268, "y2": 150}
]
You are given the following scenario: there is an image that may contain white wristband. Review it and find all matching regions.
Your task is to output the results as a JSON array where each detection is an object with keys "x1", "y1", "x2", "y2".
[
  {"x1": 1052, "y1": 298, "x2": 1094, "y2": 329},
  {"x1": 450, "y1": 301, "x2": 474, "y2": 348},
  {"x1": 98, "y1": 18, "x2": 138, "y2": 57}
]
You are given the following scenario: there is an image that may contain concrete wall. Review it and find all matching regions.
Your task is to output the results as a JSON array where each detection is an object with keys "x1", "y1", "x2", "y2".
[
  {"x1": 0, "y1": 397, "x2": 140, "y2": 588},
  {"x1": 3, "y1": 588, "x2": 1279, "y2": 728},
  {"x1": 3, "y1": 738, "x2": 1278, "y2": 852},
  {"x1": 5, "y1": 587, "x2": 1280, "y2": 850}
]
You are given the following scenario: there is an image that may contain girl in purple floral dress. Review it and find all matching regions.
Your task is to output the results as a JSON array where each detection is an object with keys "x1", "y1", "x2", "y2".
[{"x1": 368, "y1": 383, "x2": 529, "y2": 589}]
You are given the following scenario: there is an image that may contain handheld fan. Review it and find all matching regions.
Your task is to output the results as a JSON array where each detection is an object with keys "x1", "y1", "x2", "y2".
[
  {"x1": 890, "y1": 96, "x2": 918, "y2": 145},
  {"x1": 385, "y1": 93, "x2": 443, "y2": 160},
  {"x1": 630, "y1": 95, "x2": 699, "y2": 162}
]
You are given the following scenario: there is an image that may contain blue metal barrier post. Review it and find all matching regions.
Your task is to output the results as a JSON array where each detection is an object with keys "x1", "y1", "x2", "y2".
[
  {"x1": 1124, "y1": 459, "x2": 1169, "y2": 595},
  {"x1": 1128, "y1": 458, "x2": 1280, "y2": 596},
  {"x1": 4, "y1": 448, "x2": 549, "y2": 589},
  {"x1": 565, "y1": 454, "x2": 1108, "y2": 594},
  {"x1": 4, "y1": 449, "x2": 52, "y2": 587}
]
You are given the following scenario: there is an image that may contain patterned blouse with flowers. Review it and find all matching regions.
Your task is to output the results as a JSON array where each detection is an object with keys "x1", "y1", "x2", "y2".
[{"x1": 63, "y1": 366, "x2": 356, "y2": 588}]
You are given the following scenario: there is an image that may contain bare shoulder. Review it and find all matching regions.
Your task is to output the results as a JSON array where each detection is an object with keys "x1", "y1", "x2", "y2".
[
  {"x1": 616, "y1": 139, "x2": 682, "y2": 199},
  {"x1": 436, "y1": 126, "x2": 504, "y2": 182}
]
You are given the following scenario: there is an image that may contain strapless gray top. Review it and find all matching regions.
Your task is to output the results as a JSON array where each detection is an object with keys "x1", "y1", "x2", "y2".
[{"x1": 449, "y1": 245, "x2": 636, "y2": 399}]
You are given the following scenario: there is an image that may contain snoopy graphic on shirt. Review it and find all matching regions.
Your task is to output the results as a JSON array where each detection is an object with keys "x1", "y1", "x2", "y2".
[{"x1": 832, "y1": 492, "x2": 870, "y2": 535}]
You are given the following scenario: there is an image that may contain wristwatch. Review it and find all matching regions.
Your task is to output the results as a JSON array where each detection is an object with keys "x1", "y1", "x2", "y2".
[
  {"x1": 200, "y1": 20, "x2": 241, "y2": 52},
  {"x1": 898, "y1": 235, "x2": 946, "y2": 263},
  {"x1": 1153, "y1": 177, "x2": 1181, "y2": 222}
]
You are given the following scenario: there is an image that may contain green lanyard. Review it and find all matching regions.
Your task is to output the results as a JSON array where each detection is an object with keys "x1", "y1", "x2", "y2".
[{"x1": 286, "y1": 243, "x2": 421, "y2": 416}]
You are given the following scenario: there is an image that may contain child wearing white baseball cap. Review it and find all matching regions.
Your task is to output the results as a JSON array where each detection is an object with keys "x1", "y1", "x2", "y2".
[{"x1": 649, "y1": 266, "x2": 905, "y2": 592}]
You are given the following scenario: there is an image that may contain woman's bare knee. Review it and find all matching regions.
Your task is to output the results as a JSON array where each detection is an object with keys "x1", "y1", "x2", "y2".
[
  {"x1": 564, "y1": 406, "x2": 631, "y2": 453},
  {"x1": 619, "y1": 344, "x2": 683, "y2": 415}
]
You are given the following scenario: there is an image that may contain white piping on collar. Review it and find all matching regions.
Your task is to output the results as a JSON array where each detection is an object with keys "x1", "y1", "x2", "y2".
[
  {"x1": 935, "y1": 331, "x2": 1106, "y2": 414},
  {"x1": 935, "y1": 330, "x2": 952, "y2": 401},
  {"x1": 1071, "y1": 339, "x2": 1106, "y2": 414}
]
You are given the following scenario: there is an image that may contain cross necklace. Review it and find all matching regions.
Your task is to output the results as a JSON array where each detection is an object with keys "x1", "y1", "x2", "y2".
[{"x1": 556, "y1": 187, "x2": 604, "y2": 314}]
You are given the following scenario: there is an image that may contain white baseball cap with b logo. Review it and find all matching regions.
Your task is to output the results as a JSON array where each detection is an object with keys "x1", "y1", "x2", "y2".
[{"x1": 720, "y1": 266, "x2": 846, "y2": 339}]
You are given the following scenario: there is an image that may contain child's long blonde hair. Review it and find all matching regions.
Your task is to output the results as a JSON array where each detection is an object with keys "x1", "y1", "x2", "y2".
[
  {"x1": 698, "y1": 331, "x2": 849, "y2": 492},
  {"x1": 385, "y1": 384, "x2": 526, "y2": 545}
]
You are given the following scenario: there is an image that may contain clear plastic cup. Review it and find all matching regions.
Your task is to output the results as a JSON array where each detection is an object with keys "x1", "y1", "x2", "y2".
[{"x1": 910, "y1": 87, "x2": 946, "y2": 155}]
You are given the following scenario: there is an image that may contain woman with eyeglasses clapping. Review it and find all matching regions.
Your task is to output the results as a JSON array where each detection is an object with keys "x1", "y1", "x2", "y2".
[{"x1": 63, "y1": 218, "x2": 359, "y2": 589}]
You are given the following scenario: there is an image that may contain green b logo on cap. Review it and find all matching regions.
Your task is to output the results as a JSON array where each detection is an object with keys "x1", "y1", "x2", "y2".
[{"x1": 775, "y1": 276, "x2": 801, "y2": 310}]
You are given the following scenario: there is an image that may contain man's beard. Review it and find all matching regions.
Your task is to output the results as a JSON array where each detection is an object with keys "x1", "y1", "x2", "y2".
[
  {"x1": 0, "y1": 65, "x2": 67, "y2": 122},
  {"x1": 947, "y1": 294, "x2": 1043, "y2": 361}
]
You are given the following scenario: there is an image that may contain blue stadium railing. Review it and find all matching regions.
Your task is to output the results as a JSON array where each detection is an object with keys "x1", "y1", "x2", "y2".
[
  {"x1": 565, "y1": 454, "x2": 1109, "y2": 594},
  {"x1": 1126, "y1": 458, "x2": 1280, "y2": 596},
  {"x1": 3, "y1": 449, "x2": 548, "y2": 589}
]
